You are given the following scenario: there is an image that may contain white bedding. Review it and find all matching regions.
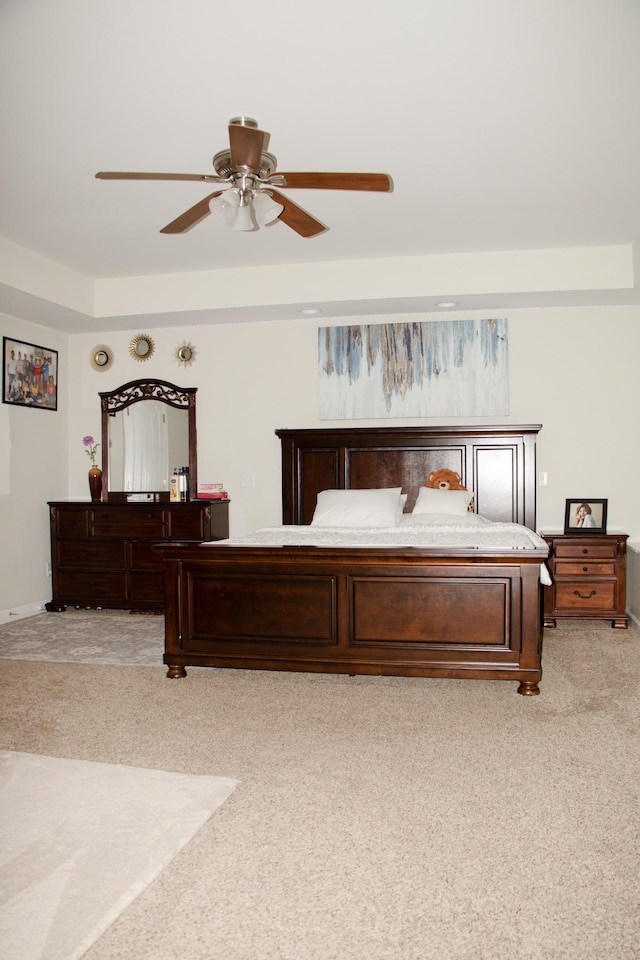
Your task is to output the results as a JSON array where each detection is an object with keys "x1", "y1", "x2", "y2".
[{"x1": 207, "y1": 514, "x2": 551, "y2": 583}]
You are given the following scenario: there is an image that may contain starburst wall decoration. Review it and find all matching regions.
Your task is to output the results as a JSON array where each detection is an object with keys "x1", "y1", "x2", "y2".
[{"x1": 174, "y1": 341, "x2": 196, "y2": 367}]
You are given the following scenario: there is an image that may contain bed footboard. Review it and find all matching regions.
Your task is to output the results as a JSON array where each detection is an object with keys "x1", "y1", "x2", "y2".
[{"x1": 158, "y1": 545, "x2": 544, "y2": 695}]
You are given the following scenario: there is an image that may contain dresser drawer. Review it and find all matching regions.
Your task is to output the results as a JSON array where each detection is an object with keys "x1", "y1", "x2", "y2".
[
  {"x1": 554, "y1": 560, "x2": 615, "y2": 577},
  {"x1": 130, "y1": 572, "x2": 164, "y2": 603},
  {"x1": 57, "y1": 571, "x2": 127, "y2": 601},
  {"x1": 56, "y1": 541, "x2": 126, "y2": 569},
  {"x1": 54, "y1": 508, "x2": 89, "y2": 538},
  {"x1": 554, "y1": 542, "x2": 617, "y2": 560},
  {"x1": 130, "y1": 541, "x2": 164, "y2": 569},
  {"x1": 91, "y1": 513, "x2": 167, "y2": 538},
  {"x1": 168, "y1": 510, "x2": 208, "y2": 540},
  {"x1": 554, "y1": 581, "x2": 616, "y2": 613}
]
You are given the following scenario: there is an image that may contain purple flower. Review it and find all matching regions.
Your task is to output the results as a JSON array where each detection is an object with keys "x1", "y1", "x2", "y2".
[{"x1": 82, "y1": 435, "x2": 100, "y2": 465}]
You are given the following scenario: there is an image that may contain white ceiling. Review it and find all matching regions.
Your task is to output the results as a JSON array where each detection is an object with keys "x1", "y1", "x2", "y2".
[{"x1": 1, "y1": 0, "x2": 639, "y2": 334}]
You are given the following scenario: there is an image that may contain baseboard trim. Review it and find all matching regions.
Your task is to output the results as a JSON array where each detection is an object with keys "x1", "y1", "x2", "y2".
[{"x1": 0, "y1": 601, "x2": 47, "y2": 626}]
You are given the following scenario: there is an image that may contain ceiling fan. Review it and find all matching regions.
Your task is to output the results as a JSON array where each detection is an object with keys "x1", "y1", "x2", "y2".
[{"x1": 96, "y1": 116, "x2": 393, "y2": 238}]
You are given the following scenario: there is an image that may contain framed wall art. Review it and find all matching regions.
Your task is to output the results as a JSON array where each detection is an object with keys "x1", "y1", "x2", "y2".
[
  {"x1": 564, "y1": 498, "x2": 608, "y2": 534},
  {"x1": 2, "y1": 336, "x2": 58, "y2": 411},
  {"x1": 318, "y1": 318, "x2": 509, "y2": 420}
]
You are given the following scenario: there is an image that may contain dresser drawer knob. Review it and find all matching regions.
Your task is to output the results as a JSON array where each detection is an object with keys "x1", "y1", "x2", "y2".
[
  {"x1": 574, "y1": 589, "x2": 596, "y2": 599},
  {"x1": 582, "y1": 548, "x2": 588, "y2": 555},
  {"x1": 582, "y1": 566, "x2": 588, "y2": 572}
]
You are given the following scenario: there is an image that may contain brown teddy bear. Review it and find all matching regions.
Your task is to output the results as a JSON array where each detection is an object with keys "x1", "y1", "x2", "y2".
[{"x1": 424, "y1": 469, "x2": 467, "y2": 491}]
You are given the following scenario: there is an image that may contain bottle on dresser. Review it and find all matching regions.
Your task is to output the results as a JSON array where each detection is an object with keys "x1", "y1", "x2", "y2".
[{"x1": 170, "y1": 467, "x2": 189, "y2": 501}]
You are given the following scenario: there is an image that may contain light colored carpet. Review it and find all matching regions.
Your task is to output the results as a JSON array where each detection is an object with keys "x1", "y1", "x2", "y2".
[
  {"x1": 0, "y1": 614, "x2": 639, "y2": 959},
  {"x1": 0, "y1": 609, "x2": 164, "y2": 666},
  {"x1": 0, "y1": 751, "x2": 237, "y2": 960}
]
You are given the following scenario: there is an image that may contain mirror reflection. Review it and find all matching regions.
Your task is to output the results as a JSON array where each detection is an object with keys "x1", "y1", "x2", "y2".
[
  {"x1": 100, "y1": 380, "x2": 197, "y2": 500},
  {"x1": 108, "y1": 401, "x2": 189, "y2": 493}
]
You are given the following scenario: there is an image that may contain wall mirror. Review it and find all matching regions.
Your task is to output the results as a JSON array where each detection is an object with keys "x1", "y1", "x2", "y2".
[
  {"x1": 129, "y1": 334, "x2": 155, "y2": 362},
  {"x1": 100, "y1": 379, "x2": 197, "y2": 500}
]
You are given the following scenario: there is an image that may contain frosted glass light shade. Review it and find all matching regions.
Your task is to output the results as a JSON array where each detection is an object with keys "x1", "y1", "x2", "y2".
[
  {"x1": 209, "y1": 189, "x2": 239, "y2": 226},
  {"x1": 209, "y1": 187, "x2": 282, "y2": 231},
  {"x1": 252, "y1": 191, "x2": 284, "y2": 226},
  {"x1": 232, "y1": 203, "x2": 255, "y2": 231}
]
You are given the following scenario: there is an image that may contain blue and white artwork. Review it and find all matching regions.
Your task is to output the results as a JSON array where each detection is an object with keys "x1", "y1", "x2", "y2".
[{"x1": 318, "y1": 318, "x2": 509, "y2": 419}]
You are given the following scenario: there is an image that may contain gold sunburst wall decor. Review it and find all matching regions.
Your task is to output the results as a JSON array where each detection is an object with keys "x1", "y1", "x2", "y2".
[
  {"x1": 174, "y1": 341, "x2": 196, "y2": 367},
  {"x1": 129, "y1": 334, "x2": 155, "y2": 362}
]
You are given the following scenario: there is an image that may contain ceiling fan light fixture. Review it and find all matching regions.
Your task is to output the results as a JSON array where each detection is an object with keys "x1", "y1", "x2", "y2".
[
  {"x1": 232, "y1": 198, "x2": 255, "y2": 231},
  {"x1": 210, "y1": 189, "x2": 239, "y2": 226},
  {"x1": 252, "y1": 191, "x2": 284, "y2": 226}
]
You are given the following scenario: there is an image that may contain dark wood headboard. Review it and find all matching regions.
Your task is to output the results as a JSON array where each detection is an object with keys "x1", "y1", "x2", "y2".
[{"x1": 277, "y1": 424, "x2": 541, "y2": 529}]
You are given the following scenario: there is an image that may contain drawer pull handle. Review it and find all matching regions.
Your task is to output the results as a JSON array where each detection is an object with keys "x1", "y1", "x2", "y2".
[
  {"x1": 582, "y1": 566, "x2": 588, "y2": 572},
  {"x1": 574, "y1": 589, "x2": 596, "y2": 599},
  {"x1": 582, "y1": 549, "x2": 589, "y2": 555}
]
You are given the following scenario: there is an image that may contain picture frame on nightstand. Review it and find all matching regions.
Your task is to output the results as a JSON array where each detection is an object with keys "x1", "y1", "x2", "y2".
[{"x1": 564, "y1": 498, "x2": 608, "y2": 534}]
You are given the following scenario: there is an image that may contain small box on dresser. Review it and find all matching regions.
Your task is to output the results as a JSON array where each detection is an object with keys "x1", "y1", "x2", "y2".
[
  {"x1": 48, "y1": 500, "x2": 229, "y2": 612},
  {"x1": 542, "y1": 532, "x2": 629, "y2": 629}
]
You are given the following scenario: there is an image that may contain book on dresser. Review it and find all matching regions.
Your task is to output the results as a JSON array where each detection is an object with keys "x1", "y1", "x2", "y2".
[{"x1": 48, "y1": 499, "x2": 229, "y2": 612}]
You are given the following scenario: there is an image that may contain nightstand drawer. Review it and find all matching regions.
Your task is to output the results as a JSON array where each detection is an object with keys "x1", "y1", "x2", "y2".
[
  {"x1": 555, "y1": 542, "x2": 617, "y2": 560},
  {"x1": 554, "y1": 561, "x2": 615, "y2": 577},
  {"x1": 554, "y1": 581, "x2": 616, "y2": 613}
]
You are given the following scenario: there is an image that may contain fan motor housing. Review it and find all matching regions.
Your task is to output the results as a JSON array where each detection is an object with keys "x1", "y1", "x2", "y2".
[{"x1": 212, "y1": 149, "x2": 278, "y2": 180}]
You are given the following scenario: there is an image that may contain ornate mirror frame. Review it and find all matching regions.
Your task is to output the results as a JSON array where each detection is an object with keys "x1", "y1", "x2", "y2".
[{"x1": 99, "y1": 379, "x2": 197, "y2": 501}]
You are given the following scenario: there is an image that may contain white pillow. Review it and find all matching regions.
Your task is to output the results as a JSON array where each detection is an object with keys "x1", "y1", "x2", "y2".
[
  {"x1": 412, "y1": 486, "x2": 474, "y2": 517},
  {"x1": 311, "y1": 488, "x2": 403, "y2": 528}
]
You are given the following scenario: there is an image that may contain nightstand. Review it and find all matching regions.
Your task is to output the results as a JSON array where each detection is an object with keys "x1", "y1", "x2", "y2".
[{"x1": 541, "y1": 532, "x2": 629, "y2": 629}]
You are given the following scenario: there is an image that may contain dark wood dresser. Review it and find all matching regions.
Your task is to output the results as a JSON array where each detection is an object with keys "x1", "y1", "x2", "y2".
[
  {"x1": 542, "y1": 532, "x2": 629, "y2": 629},
  {"x1": 48, "y1": 500, "x2": 229, "y2": 611}
]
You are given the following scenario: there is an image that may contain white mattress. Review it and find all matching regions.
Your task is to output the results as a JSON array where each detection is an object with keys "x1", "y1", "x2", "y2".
[{"x1": 207, "y1": 514, "x2": 551, "y2": 582}]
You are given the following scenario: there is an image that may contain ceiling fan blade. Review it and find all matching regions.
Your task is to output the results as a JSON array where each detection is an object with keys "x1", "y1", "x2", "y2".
[
  {"x1": 269, "y1": 190, "x2": 327, "y2": 238},
  {"x1": 228, "y1": 123, "x2": 268, "y2": 170},
  {"x1": 160, "y1": 191, "x2": 223, "y2": 234},
  {"x1": 96, "y1": 171, "x2": 222, "y2": 182},
  {"x1": 275, "y1": 172, "x2": 392, "y2": 192}
]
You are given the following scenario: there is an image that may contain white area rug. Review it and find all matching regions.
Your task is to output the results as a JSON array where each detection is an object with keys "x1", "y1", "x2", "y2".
[
  {"x1": 0, "y1": 610, "x2": 164, "y2": 667},
  {"x1": 0, "y1": 751, "x2": 238, "y2": 960}
]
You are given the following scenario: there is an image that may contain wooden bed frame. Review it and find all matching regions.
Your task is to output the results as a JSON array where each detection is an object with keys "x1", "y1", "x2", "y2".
[{"x1": 157, "y1": 424, "x2": 548, "y2": 695}]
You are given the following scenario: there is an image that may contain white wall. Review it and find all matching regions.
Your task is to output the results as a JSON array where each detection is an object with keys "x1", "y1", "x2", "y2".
[
  {"x1": 0, "y1": 313, "x2": 68, "y2": 619},
  {"x1": 2, "y1": 303, "x2": 640, "y2": 618}
]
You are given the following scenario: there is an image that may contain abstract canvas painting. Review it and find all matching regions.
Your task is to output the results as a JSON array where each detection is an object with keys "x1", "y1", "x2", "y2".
[{"x1": 318, "y1": 318, "x2": 509, "y2": 419}]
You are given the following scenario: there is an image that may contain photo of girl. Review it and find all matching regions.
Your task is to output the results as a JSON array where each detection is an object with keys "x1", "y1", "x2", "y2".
[{"x1": 564, "y1": 499, "x2": 607, "y2": 534}]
